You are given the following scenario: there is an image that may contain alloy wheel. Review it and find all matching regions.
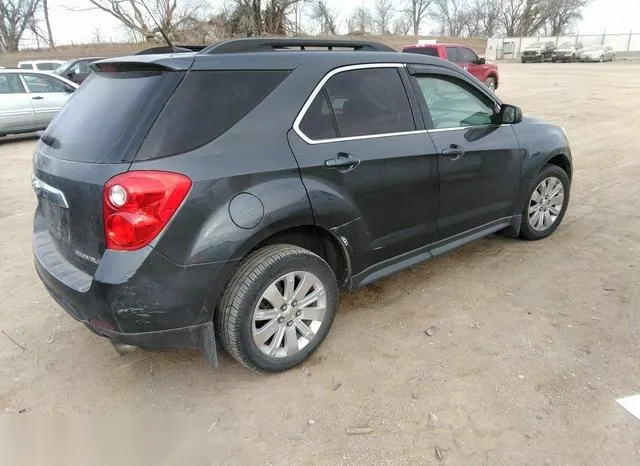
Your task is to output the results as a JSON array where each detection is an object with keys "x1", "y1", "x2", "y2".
[
  {"x1": 528, "y1": 176, "x2": 565, "y2": 232},
  {"x1": 528, "y1": 176, "x2": 564, "y2": 231},
  {"x1": 252, "y1": 271, "x2": 327, "y2": 358}
]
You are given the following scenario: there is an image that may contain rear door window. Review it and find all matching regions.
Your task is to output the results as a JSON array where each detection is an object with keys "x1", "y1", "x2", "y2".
[
  {"x1": 22, "y1": 74, "x2": 66, "y2": 93},
  {"x1": 299, "y1": 67, "x2": 415, "y2": 141},
  {"x1": 299, "y1": 91, "x2": 337, "y2": 140},
  {"x1": 36, "y1": 62, "x2": 57, "y2": 70},
  {"x1": 136, "y1": 70, "x2": 290, "y2": 159}
]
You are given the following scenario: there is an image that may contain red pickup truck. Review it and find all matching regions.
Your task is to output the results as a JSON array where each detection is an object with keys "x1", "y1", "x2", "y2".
[{"x1": 402, "y1": 43, "x2": 499, "y2": 90}]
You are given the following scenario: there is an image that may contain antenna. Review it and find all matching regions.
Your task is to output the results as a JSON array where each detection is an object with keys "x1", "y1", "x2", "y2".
[{"x1": 136, "y1": 0, "x2": 177, "y2": 52}]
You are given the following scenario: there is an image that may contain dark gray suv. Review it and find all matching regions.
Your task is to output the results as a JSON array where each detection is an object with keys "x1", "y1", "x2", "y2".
[{"x1": 32, "y1": 39, "x2": 572, "y2": 372}]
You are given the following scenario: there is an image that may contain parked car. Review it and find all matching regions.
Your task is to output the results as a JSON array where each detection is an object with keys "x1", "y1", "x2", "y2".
[
  {"x1": 402, "y1": 43, "x2": 500, "y2": 90},
  {"x1": 520, "y1": 41, "x2": 556, "y2": 62},
  {"x1": 0, "y1": 69, "x2": 78, "y2": 138},
  {"x1": 17, "y1": 60, "x2": 65, "y2": 71},
  {"x1": 32, "y1": 38, "x2": 572, "y2": 373},
  {"x1": 54, "y1": 57, "x2": 105, "y2": 84},
  {"x1": 552, "y1": 42, "x2": 585, "y2": 62},
  {"x1": 580, "y1": 45, "x2": 615, "y2": 62}
]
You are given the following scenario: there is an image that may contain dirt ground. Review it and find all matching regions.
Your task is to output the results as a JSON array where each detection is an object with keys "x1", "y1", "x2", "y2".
[{"x1": 1, "y1": 61, "x2": 640, "y2": 465}]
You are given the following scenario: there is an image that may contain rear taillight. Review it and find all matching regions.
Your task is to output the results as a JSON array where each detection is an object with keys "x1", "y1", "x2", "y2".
[{"x1": 103, "y1": 171, "x2": 191, "y2": 251}]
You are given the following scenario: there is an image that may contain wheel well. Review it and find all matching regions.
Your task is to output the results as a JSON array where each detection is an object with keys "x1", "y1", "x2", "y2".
[
  {"x1": 547, "y1": 154, "x2": 572, "y2": 179},
  {"x1": 254, "y1": 226, "x2": 349, "y2": 286}
]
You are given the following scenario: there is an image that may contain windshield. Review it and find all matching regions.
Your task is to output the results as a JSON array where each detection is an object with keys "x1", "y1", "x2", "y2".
[
  {"x1": 559, "y1": 43, "x2": 574, "y2": 48},
  {"x1": 527, "y1": 42, "x2": 542, "y2": 48},
  {"x1": 54, "y1": 61, "x2": 70, "y2": 74}
]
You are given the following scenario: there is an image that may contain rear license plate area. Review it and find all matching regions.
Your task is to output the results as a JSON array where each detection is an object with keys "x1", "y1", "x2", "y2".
[{"x1": 40, "y1": 198, "x2": 70, "y2": 245}]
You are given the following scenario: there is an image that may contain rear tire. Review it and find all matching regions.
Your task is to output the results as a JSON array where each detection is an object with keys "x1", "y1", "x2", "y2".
[
  {"x1": 521, "y1": 57, "x2": 526, "y2": 63},
  {"x1": 599, "y1": 55, "x2": 604, "y2": 62},
  {"x1": 216, "y1": 244, "x2": 339, "y2": 373},
  {"x1": 520, "y1": 165, "x2": 570, "y2": 241}
]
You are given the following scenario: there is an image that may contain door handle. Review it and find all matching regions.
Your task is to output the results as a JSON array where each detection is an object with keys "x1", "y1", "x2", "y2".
[
  {"x1": 442, "y1": 145, "x2": 465, "y2": 161},
  {"x1": 32, "y1": 96, "x2": 44, "y2": 100},
  {"x1": 325, "y1": 152, "x2": 360, "y2": 170}
]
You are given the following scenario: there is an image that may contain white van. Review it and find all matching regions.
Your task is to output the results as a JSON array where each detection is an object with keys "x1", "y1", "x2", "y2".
[{"x1": 17, "y1": 60, "x2": 65, "y2": 71}]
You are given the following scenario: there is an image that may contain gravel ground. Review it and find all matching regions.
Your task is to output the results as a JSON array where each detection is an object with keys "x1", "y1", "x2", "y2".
[{"x1": 1, "y1": 61, "x2": 640, "y2": 465}]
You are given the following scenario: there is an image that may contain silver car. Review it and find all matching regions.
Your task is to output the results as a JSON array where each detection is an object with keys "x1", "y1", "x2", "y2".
[
  {"x1": 0, "y1": 69, "x2": 78, "y2": 137},
  {"x1": 580, "y1": 45, "x2": 615, "y2": 62}
]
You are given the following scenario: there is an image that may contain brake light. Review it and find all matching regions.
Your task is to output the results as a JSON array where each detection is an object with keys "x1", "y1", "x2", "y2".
[{"x1": 103, "y1": 171, "x2": 192, "y2": 251}]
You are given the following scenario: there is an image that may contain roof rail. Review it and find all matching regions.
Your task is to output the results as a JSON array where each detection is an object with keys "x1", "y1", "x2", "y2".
[
  {"x1": 135, "y1": 45, "x2": 207, "y2": 55},
  {"x1": 200, "y1": 38, "x2": 396, "y2": 54}
]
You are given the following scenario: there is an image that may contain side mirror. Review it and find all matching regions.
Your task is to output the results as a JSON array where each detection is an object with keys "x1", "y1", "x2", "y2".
[
  {"x1": 477, "y1": 57, "x2": 486, "y2": 65},
  {"x1": 64, "y1": 84, "x2": 75, "y2": 93},
  {"x1": 500, "y1": 104, "x2": 522, "y2": 124}
]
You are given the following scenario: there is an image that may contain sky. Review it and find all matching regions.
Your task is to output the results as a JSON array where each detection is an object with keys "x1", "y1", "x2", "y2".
[{"x1": 36, "y1": 0, "x2": 640, "y2": 46}]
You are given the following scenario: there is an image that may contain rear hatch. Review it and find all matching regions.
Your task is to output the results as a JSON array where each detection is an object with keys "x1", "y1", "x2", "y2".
[{"x1": 33, "y1": 63, "x2": 185, "y2": 278}]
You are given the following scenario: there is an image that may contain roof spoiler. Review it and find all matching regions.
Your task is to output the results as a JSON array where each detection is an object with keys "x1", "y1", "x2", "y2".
[
  {"x1": 200, "y1": 38, "x2": 396, "y2": 54},
  {"x1": 135, "y1": 45, "x2": 207, "y2": 55}
]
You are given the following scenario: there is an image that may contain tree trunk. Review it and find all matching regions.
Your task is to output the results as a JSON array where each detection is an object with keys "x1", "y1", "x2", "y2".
[
  {"x1": 5, "y1": 37, "x2": 21, "y2": 52},
  {"x1": 43, "y1": 0, "x2": 55, "y2": 48}
]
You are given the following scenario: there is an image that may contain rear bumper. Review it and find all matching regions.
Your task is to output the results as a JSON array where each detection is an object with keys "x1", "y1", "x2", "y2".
[{"x1": 33, "y1": 228, "x2": 237, "y2": 362}]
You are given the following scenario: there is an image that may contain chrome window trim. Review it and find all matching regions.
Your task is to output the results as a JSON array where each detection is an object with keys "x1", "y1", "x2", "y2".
[
  {"x1": 292, "y1": 62, "x2": 425, "y2": 145},
  {"x1": 427, "y1": 124, "x2": 511, "y2": 133}
]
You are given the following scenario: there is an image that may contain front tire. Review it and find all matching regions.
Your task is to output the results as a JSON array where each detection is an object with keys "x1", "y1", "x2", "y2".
[
  {"x1": 485, "y1": 76, "x2": 497, "y2": 90},
  {"x1": 216, "y1": 244, "x2": 339, "y2": 372},
  {"x1": 520, "y1": 165, "x2": 570, "y2": 240}
]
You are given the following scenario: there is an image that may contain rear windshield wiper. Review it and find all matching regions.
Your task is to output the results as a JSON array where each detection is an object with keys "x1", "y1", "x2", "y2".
[{"x1": 38, "y1": 131, "x2": 59, "y2": 148}]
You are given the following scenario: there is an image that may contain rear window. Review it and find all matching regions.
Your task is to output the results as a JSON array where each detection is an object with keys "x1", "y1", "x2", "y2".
[
  {"x1": 42, "y1": 70, "x2": 182, "y2": 163},
  {"x1": 403, "y1": 47, "x2": 439, "y2": 57},
  {"x1": 136, "y1": 70, "x2": 290, "y2": 160}
]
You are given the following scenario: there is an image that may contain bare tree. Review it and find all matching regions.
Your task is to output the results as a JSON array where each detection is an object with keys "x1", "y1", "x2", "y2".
[
  {"x1": 472, "y1": 0, "x2": 500, "y2": 36},
  {"x1": 42, "y1": 0, "x2": 53, "y2": 46},
  {"x1": 0, "y1": 0, "x2": 40, "y2": 51},
  {"x1": 431, "y1": 0, "x2": 467, "y2": 36},
  {"x1": 348, "y1": 5, "x2": 371, "y2": 34},
  {"x1": 499, "y1": 0, "x2": 549, "y2": 36},
  {"x1": 86, "y1": 0, "x2": 208, "y2": 41},
  {"x1": 546, "y1": 0, "x2": 587, "y2": 35},
  {"x1": 393, "y1": 13, "x2": 411, "y2": 34},
  {"x1": 92, "y1": 26, "x2": 103, "y2": 43},
  {"x1": 373, "y1": 0, "x2": 393, "y2": 34},
  {"x1": 403, "y1": 0, "x2": 432, "y2": 35},
  {"x1": 309, "y1": 0, "x2": 336, "y2": 35}
]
